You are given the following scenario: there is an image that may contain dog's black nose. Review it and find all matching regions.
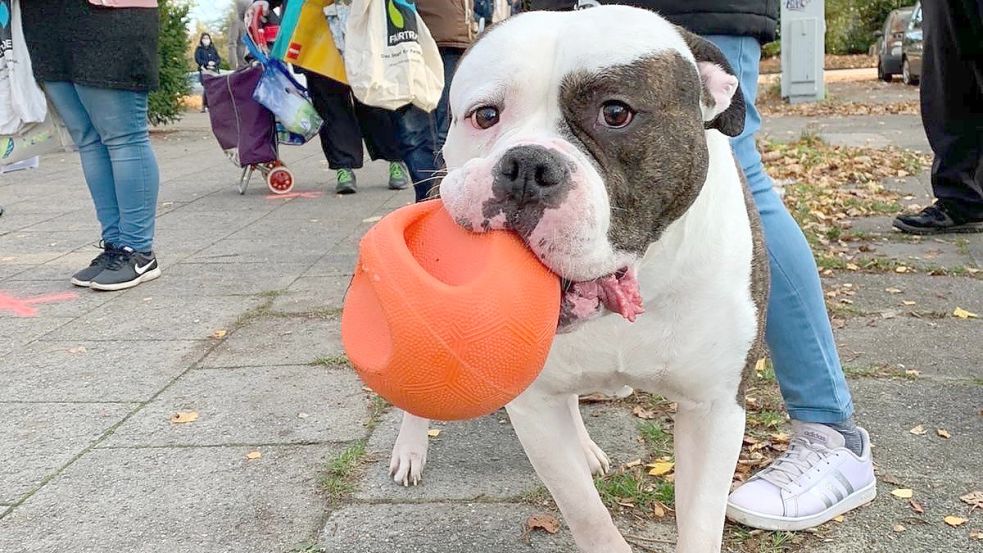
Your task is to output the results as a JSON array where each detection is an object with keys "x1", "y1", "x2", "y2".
[{"x1": 496, "y1": 145, "x2": 570, "y2": 205}]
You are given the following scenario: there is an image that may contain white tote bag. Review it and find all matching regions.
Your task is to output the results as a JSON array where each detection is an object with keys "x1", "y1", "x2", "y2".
[
  {"x1": 344, "y1": 0, "x2": 444, "y2": 112},
  {"x1": 0, "y1": 0, "x2": 47, "y2": 135}
]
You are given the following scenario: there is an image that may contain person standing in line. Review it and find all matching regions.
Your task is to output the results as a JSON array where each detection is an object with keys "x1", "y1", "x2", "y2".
[
  {"x1": 245, "y1": 0, "x2": 411, "y2": 195},
  {"x1": 530, "y1": 0, "x2": 875, "y2": 531},
  {"x1": 892, "y1": 0, "x2": 983, "y2": 234},
  {"x1": 194, "y1": 32, "x2": 222, "y2": 113},
  {"x1": 21, "y1": 0, "x2": 162, "y2": 292},
  {"x1": 416, "y1": 0, "x2": 476, "y2": 154}
]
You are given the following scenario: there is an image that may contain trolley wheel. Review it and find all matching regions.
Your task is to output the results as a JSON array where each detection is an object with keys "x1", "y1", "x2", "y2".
[{"x1": 267, "y1": 166, "x2": 294, "y2": 194}]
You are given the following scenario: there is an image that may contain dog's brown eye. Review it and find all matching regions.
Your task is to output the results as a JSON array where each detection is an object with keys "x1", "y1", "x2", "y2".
[
  {"x1": 470, "y1": 106, "x2": 500, "y2": 130},
  {"x1": 599, "y1": 101, "x2": 634, "y2": 128}
]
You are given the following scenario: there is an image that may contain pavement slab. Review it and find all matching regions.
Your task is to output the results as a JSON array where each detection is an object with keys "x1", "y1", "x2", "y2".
[
  {"x1": 836, "y1": 316, "x2": 982, "y2": 381},
  {"x1": 101, "y1": 365, "x2": 367, "y2": 447},
  {"x1": 357, "y1": 404, "x2": 649, "y2": 502},
  {"x1": 319, "y1": 502, "x2": 577, "y2": 553},
  {"x1": 0, "y1": 402, "x2": 135, "y2": 504},
  {"x1": 0, "y1": 340, "x2": 207, "y2": 403},
  {"x1": 852, "y1": 379, "x2": 982, "y2": 482},
  {"x1": 0, "y1": 445, "x2": 337, "y2": 553},
  {"x1": 0, "y1": 280, "x2": 114, "y2": 320},
  {"x1": 822, "y1": 272, "x2": 983, "y2": 317},
  {"x1": 269, "y1": 275, "x2": 351, "y2": 314},
  {"x1": 199, "y1": 316, "x2": 342, "y2": 368},
  {"x1": 0, "y1": 316, "x2": 73, "y2": 357},
  {"x1": 141, "y1": 261, "x2": 308, "y2": 297},
  {"x1": 41, "y1": 294, "x2": 264, "y2": 342}
]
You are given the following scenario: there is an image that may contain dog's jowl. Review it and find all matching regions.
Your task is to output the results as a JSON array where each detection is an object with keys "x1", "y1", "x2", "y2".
[{"x1": 392, "y1": 6, "x2": 768, "y2": 552}]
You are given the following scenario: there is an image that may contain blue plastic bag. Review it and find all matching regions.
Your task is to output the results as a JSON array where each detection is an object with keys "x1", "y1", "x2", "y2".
[{"x1": 244, "y1": 35, "x2": 323, "y2": 143}]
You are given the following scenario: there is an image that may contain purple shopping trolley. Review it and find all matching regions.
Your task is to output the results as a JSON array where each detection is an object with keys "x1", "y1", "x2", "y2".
[{"x1": 203, "y1": 65, "x2": 295, "y2": 195}]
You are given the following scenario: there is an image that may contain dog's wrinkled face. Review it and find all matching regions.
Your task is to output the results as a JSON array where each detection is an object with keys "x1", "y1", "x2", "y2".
[{"x1": 440, "y1": 7, "x2": 744, "y2": 328}]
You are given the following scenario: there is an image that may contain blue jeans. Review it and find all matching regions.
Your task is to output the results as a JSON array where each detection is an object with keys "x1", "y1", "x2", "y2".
[
  {"x1": 45, "y1": 82, "x2": 160, "y2": 252},
  {"x1": 394, "y1": 104, "x2": 439, "y2": 202},
  {"x1": 435, "y1": 47, "x2": 465, "y2": 151},
  {"x1": 704, "y1": 36, "x2": 854, "y2": 424}
]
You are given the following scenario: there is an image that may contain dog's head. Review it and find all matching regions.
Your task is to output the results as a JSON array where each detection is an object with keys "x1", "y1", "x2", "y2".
[{"x1": 440, "y1": 6, "x2": 745, "y2": 328}]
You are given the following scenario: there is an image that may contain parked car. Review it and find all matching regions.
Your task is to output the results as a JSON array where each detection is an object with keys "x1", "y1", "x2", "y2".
[
  {"x1": 900, "y1": 2, "x2": 924, "y2": 85},
  {"x1": 873, "y1": 5, "x2": 914, "y2": 82}
]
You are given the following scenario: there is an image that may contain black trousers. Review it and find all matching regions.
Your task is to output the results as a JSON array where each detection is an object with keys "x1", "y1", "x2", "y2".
[
  {"x1": 304, "y1": 72, "x2": 402, "y2": 170},
  {"x1": 920, "y1": 0, "x2": 983, "y2": 218}
]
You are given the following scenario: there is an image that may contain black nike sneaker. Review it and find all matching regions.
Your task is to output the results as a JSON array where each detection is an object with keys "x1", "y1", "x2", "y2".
[
  {"x1": 89, "y1": 246, "x2": 161, "y2": 291},
  {"x1": 71, "y1": 242, "x2": 121, "y2": 287},
  {"x1": 893, "y1": 201, "x2": 983, "y2": 235}
]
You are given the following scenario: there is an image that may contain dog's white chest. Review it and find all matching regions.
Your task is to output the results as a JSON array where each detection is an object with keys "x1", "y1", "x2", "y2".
[{"x1": 532, "y1": 135, "x2": 758, "y2": 406}]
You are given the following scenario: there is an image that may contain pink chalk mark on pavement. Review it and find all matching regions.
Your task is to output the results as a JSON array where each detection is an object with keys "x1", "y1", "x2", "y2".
[
  {"x1": 265, "y1": 191, "x2": 323, "y2": 200},
  {"x1": 0, "y1": 291, "x2": 80, "y2": 317}
]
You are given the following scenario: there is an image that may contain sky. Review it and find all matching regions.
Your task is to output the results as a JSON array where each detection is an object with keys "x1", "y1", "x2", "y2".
[{"x1": 189, "y1": 0, "x2": 233, "y2": 28}]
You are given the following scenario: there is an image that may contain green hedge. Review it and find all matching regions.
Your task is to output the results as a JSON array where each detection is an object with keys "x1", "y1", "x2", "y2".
[
  {"x1": 826, "y1": 0, "x2": 912, "y2": 55},
  {"x1": 149, "y1": 0, "x2": 192, "y2": 126}
]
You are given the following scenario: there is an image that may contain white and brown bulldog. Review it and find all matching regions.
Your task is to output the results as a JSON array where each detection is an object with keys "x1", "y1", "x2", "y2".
[{"x1": 388, "y1": 6, "x2": 768, "y2": 552}]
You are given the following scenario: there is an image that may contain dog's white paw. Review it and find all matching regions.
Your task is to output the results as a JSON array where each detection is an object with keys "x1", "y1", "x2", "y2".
[
  {"x1": 389, "y1": 441, "x2": 428, "y2": 486},
  {"x1": 581, "y1": 437, "x2": 611, "y2": 475}
]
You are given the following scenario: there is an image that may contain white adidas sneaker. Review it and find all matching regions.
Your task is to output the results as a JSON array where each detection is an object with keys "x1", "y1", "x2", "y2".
[{"x1": 726, "y1": 421, "x2": 877, "y2": 531}]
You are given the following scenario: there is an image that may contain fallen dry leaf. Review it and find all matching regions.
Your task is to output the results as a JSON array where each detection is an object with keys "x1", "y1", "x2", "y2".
[
  {"x1": 910, "y1": 499, "x2": 924, "y2": 514},
  {"x1": 526, "y1": 514, "x2": 560, "y2": 534},
  {"x1": 624, "y1": 459, "x2": 642, "y2": 469},
  {"x1": 893, "y1": 524, "x2": 906, "y2": 532},
  {"x1": 170, "y1": 411, "x2": 199, "y2": 424},
  {"x1": 885, "y1": 287, "x2": 903, "y2": 294},
  {"x1": 632, "y1": 405, "x2": 657, "y2": 420},
  {"x1": 944, "y1": 516, "x2": 968, "y2": 527},
  {"x1": 833, "y1": 515, "x2": 845, "y2": 523},
  {"x1": 953, "y1": 307, "x2": 979, "y2": 319},
  {"x1": 891, "y1": 488, "x2": 914, "y2": 499},
  {"x1": 68, "y1": 346, "x2": 87, "y2": 354},
  {"x1": 653, "y1": 503, "x2": 667, "y2": 518},
  {"x1": 902, "y1": 300, "x2": 917, "y2": 306},
  {"x1": 960, "y1": 491, "x2": 983, "y2": 511},
  {"x1": 427, "y1": 429, "x2": 441, "y2": 438},
  {"x1": 937, "y1": 428, "x2": 952, "y2": 439},
  {"x1": 970, "y1": 529, "x2": 983, "y2": 540},
  {"x1": 895, "y1": 266, "x2": 909, "y2": 273},
  {"x1": 647, "y1": 462, "x2": 675, "y2": 477},
  {"x1": 910, "y1": 425, "x2": 928, "y2": 435},
  {"x1": 905, "y1": 369, "x2": 921, "y2": 378},
  {"x1": 211, "y1": 329, "x2": 227, "y2": 339},
  {"x1": 246, "y1": 451, "x2": 262, "y2": 460}
]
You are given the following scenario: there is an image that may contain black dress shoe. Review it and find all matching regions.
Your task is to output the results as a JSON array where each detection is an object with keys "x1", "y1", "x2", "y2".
[{"x1": 893, "y1": 202, "x2": 983, "y2": 235}]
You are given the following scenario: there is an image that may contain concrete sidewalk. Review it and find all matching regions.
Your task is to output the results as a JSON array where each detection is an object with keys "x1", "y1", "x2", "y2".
[{"x1": 1, "y1": 83, "x2": 980, "y2": 553}]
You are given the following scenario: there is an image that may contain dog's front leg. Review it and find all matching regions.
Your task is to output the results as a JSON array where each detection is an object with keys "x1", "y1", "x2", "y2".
[
  {"x1": 508, "y1": 390, "x2": 631, "y2": 553},
  {"x1": 672, "y1": 398, "x2": 745, "y2": 553},
  {"x1": 389, "y1": 411, "x2": 430, "y2": 486}
]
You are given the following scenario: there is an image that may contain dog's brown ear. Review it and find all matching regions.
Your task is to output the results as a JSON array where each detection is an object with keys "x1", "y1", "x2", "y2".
[{"x1": 676, "y1": 27, "x2": 746, "y2": 137}]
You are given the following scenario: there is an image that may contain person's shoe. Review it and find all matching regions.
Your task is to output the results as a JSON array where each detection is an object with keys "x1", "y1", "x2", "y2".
[
  {"x1": 388, "y1": 162, "x2": 410, "y2": 190},
  {"x1": 893, "y1": 201, "x2": 983, "y2": 235},
  {"x1": 336, "y1": 168, "x2": 357, "y2": 194},
  {"x1": 726, "y1": 422, "x2": 876, "y2": 531},
  {"x1": 70, "y1": 242, "x2": 121, "y2": 287},
  {"x1": 89, "y1": 247, "x2": 161, "y2": 291}
]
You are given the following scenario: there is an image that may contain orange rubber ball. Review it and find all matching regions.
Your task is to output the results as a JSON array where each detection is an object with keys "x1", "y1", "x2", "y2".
[{"x1": 341, "y1": 200, "x2": 561, "y2": 421}]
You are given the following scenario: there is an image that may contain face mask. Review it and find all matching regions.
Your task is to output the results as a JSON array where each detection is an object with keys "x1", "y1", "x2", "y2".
[{"x1": 202, "y1": 39, "x2": 211, "y2": 46}]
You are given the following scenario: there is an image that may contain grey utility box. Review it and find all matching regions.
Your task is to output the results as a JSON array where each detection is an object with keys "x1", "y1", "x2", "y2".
[{"x1": 781, "y1": 0, "x2": 826, "y2": 103}]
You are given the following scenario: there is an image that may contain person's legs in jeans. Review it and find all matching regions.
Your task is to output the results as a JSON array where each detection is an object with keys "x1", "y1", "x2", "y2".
[
  {"x1": 394, "y1": 105, "x2": 439, "y2": 202},
  {"x1": 704, "y1": 35, "x2": 854, "y2": 428},
  {"x1": 44, "y1": 81, "x2": 122, "y2": 247},
  {"x1": 435, "y1": 47, "x2": 465, "y2": 151},
  {"x1": 73, "y1": 84, "x2": 160, "y2": 252},
  {"x1": 705, "y1": 35, "x2": 873, "y2": 530}
]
